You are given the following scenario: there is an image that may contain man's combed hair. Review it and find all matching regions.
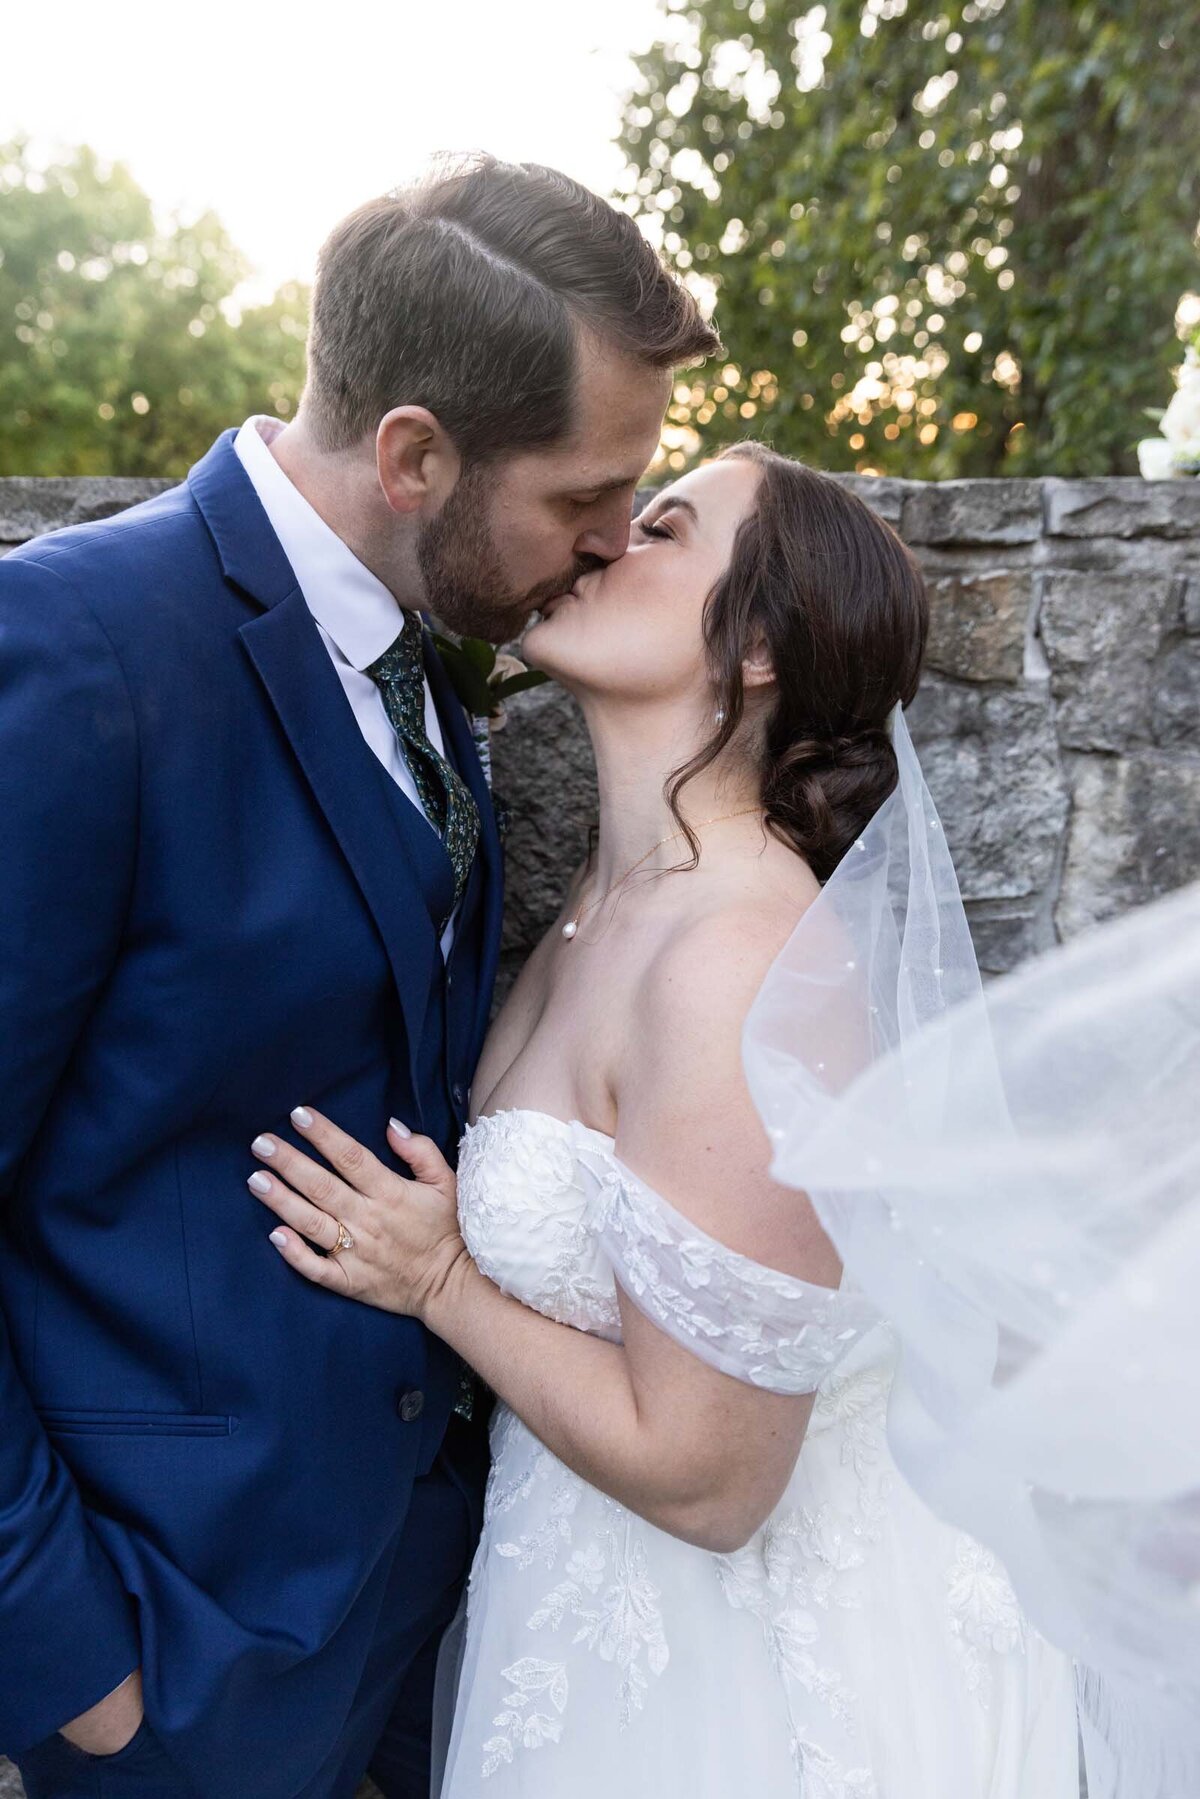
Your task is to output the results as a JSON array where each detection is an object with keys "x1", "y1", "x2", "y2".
[{"x1": 305, "y1": 153, "x2": 721, "y2": 459}]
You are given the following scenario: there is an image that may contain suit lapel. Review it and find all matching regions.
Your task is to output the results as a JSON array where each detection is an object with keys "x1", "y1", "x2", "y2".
[
  {"x1": 189, "y1": 433, "x2": 437, "y2": 1095},
  {"x1": 239, "y1": 592, "x2": 437, "y2": 1097}
]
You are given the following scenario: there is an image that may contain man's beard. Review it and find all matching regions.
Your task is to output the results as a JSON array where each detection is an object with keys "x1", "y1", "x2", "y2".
[{"x1": 417, "y1": 464, "x2": 596, "y2": 644}]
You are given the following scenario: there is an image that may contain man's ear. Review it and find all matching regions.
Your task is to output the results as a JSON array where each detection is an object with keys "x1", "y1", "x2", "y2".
[{"x1": 376, "y1": 407, "x2": 462, "y2": 516}]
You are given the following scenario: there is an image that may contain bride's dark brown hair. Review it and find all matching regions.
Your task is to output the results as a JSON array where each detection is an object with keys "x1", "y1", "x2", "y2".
[{"x1": 667, "y1": 442, "x2": 928, "y2": 883}]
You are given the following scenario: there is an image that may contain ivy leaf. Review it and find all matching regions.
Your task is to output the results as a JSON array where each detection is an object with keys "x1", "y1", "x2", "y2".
[
  {"x1": 433, "y1": 645, "x2": 496, "y2": 717},
  {"x1": 492, "y1": 669, "x2": 550, "y2": 700},
  {"x1": 459, "y1": 636, "x2": 498, "y2": 677}
]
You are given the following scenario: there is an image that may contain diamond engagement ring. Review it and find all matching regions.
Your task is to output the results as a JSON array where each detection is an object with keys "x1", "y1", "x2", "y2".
[{"x1": 331, "y1": 1220, "x2": 354, "y2": 1256}]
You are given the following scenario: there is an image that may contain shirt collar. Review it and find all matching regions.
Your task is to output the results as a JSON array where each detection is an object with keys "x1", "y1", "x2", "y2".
[{"x1": 233, "y1": 415, "x2": 409, "y2": 672}]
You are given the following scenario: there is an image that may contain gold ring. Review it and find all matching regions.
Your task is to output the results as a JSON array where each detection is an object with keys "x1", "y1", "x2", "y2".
[{"x1": 330, "y1": 1220, "x2": 354, "y2": 1256}]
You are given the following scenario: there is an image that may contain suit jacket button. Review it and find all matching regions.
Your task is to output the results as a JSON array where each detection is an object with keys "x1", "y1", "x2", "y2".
[{"x1": 397, "y1": 1388, "x2": 425, "y2": 1423}]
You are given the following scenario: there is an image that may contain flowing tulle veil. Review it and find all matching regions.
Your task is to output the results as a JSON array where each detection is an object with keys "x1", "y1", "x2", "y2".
[{"x1": 742, "y1": 702, "x2": 1200, "y2": 1799}]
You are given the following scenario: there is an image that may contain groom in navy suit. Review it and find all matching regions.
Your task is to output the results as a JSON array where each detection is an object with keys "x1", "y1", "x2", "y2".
[{"x1": 0, "y1": 156, "x2": 716, "y2": 1797}]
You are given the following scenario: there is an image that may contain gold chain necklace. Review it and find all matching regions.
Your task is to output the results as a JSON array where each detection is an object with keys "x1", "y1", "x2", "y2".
[{"x1": 561, "y1": 808, "x2": 763, "y2": 942}]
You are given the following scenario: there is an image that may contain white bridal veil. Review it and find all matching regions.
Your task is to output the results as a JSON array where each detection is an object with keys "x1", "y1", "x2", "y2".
[{"x1": 741, "y1": 703, "x2": 1200, "y2": 1799}]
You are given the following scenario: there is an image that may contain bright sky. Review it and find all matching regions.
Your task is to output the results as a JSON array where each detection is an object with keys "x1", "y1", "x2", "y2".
[{"x1": 4, "y1": 0, "x2": 668, "y2": 300}]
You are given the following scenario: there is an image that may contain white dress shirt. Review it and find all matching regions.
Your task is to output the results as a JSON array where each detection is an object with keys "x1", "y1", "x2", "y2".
[{"x1": 234, "y1": 415, "x2": 457, "y2": 955}]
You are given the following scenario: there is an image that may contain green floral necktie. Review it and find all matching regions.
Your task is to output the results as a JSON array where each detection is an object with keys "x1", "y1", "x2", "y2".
[{"x1": 366, "y1": 611, "x2": 480, "y2": 921}]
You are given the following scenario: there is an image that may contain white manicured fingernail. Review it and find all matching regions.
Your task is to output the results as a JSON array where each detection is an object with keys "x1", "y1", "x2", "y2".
[
  {"x1": 248, "y1": 1171, "x2": 272, "y2": 1195},
  {"x1": 269, "y1": 1229, "x2": 287, "y2": 1247},
  {"x1": 251, "y1": 1135, "x2": 275, "y2": 1158},
  {"x1": 291, "y1": 1106, "x2": 314, "y2": 1129},
  {"x1": 389, "y1": 1117, "x2": 412, "y2": 1139}
]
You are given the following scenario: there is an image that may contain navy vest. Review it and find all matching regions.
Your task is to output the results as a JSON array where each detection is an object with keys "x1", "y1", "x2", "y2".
[
  {"x1": 367, "y1": 684, "x2": 493, "y2": 1466},
  {"x1": 372, "y1": 747, "x2": 488, "y2": 1165}
]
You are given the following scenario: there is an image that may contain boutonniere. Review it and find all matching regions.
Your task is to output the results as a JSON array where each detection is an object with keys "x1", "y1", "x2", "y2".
[{"x1": 430, "y1": 633, "x2": 547, "y2": 789}]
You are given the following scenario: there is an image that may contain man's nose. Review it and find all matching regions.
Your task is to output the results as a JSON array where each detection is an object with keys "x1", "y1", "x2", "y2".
[{"x1": 574, "y1": 505, "x2": 633, "y2": 566}]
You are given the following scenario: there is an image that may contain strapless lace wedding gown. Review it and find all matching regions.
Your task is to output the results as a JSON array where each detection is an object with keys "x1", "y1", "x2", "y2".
[{"x1": 436, "y1": 1109, "x2": 1079, "y2": 1798}]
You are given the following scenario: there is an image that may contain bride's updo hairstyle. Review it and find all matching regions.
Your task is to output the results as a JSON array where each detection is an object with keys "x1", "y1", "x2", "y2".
[{"x1": 670, "y1": 442, "x2": 928, "y2": 883}]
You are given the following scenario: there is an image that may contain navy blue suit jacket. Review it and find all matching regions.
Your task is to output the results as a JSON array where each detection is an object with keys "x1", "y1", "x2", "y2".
[{"x1": 0, "y1": 432, "x2": 503, "y2": 1791}]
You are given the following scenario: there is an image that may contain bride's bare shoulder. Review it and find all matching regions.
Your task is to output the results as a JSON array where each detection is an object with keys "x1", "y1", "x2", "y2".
[
  {"x1": 613, "y1": 871, "x2": 837, "y2": 1277},
  {"x1": 660, "y1": 857, "x2": 817, "y2": 991},
  {"x1": 635, "y1": 875, "x2": 816, "y2": 1067}
]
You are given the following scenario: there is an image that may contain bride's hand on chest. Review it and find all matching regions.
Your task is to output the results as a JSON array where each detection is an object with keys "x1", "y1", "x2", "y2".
[{"x1": 246, "y1": 1106, "x2": 470, "y2": 1320}]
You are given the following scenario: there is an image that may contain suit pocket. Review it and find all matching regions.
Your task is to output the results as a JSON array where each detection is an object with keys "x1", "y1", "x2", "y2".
[{"x1": 40, "y1": 1408, "x2": 235, "y2": 1438}]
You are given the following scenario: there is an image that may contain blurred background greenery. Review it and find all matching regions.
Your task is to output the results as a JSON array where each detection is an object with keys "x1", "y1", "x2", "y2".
[
  {"x1": 0, "y1": 142, "x2": 308, "y2": 477},
  {"x1": 621, "y1": 0, "x2": 1200, "y2": 477},
  {"x1": 2, "y1": 0, "x2": 1197, "y2": 481}
]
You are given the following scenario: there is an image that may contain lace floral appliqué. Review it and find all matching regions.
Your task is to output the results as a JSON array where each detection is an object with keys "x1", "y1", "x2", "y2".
[
  {"x1": 459, "y1": 1111, "x2": 622, "y2": 1337},
  {"x1": 945, "y1": 1534, "x2": 1025, "y2": 1709},
  {"x1": 578, "y1": 1145, "x2": 879, "y2": 1393},
  {"x1": 713, "y1": 1355, "x2": 893, "y2": 1798},
  {"x1": 479, "y1": 1413, "x2": 670, "y2": 1777}
]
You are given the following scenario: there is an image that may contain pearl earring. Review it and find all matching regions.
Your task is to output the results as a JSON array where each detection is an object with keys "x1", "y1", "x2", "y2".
[{"x1": 714, "y1": 707, "x2": 726, "y2": 727}]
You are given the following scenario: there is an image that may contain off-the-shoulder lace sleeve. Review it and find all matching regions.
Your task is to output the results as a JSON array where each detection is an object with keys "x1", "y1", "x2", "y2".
[{"x1": 573, "y1": 1130, "x2": 878, "y2": 1393}]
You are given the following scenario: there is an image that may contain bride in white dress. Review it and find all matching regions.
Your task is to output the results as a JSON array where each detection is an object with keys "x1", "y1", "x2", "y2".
[{"x1": 251, "y1": 444, "x2": 1081, "y2": 1796}]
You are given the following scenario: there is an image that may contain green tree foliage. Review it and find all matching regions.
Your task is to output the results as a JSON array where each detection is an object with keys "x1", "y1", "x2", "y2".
[
  {"x1": 618, "y1": 0, "x2": 1200, "y2": 476},
  {"x1": 0, "y1": 141, "x2": 309, "y2": 476}
]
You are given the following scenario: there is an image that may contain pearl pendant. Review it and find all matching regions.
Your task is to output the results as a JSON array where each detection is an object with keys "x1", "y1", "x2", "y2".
[{"x1": 562, "y1": 921, "x2": 578, "y2": 940}]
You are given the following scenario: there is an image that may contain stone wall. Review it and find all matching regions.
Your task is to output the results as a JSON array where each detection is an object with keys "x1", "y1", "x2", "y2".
[{"x1": 3, "y1": 473, "x2": 1198, "y2": 998}]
